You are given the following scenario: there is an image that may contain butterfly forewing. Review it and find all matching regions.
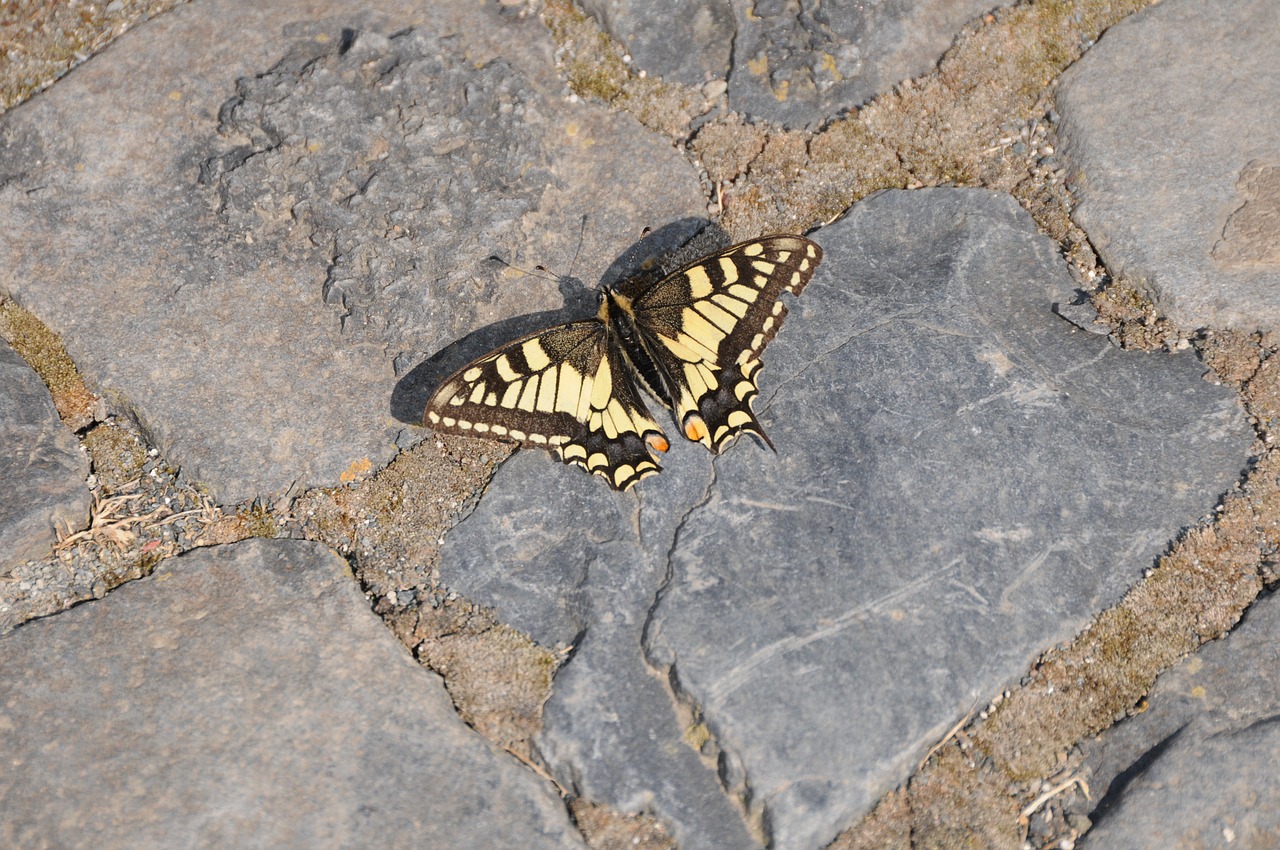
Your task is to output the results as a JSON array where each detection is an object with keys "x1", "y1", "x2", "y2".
[
  {"x1": 624, "y1": 236, "x2": 822, "y2": 452},
  {"x1": 424, "y1": 322, "x2": 668, "y2": 490}
]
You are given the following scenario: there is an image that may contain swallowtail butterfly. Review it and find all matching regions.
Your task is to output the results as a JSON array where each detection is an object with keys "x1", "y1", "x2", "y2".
[{"x1": 424, "y1": 235, "x2": 822, "y2": 490}]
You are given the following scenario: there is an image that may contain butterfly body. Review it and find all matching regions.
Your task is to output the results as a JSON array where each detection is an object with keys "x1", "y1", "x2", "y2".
[{"x1": 424, "y1": 235, "x2": 822, "y2": 490}]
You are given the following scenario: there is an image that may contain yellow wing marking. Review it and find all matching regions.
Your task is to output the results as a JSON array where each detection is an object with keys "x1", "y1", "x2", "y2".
[
  {"x1": 686, "y1": 266, "x2": 713, "y2": 298},
  {"x1": 662, "y1": 332, "x2": 717, "y2": 365},
  {"x1": 590, "y1": 355, "x2": 613, "y2": 409},
  {"x1": 517, "y1": 377, "x2": 539, "y2": 412},
  {"x1": 713, "y1": 293, "x2": 749, "y2": 318},
  {"x1": 695, "y1": 300, "x2": 738, "y2": 333},
  {"x1": 536, "y1": 367, "x2": 557, "y2": 411},
  {"x1": 718, "y1": 256, "x2": 739, "y2": 284},
  {"x1": 522, "y1": 339, "x2": 551, "y2": 371},
  {"x1": 556, "y1": 365, "x2": 584, "y2": 414},
  {"x1": 678, "y1": 309, "x2": 726, "y2": 351},
  {"x1": 501, "y1": 382, "x2": 522, "y2": 408},
  {"x1": 495, "y1": 355, "x2": 520, "y2": 382}
]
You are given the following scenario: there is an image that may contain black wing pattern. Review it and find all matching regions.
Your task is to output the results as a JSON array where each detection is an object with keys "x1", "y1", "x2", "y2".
[
  {"x1": 618, "y1": 235, "x2": 822, "y2": 452},
  {"x1": 423, "y1": 234, "x2": 821, "y2": 490},
  {"x1": 424, "y1": 322, "x2": 670, "y2": 491}
]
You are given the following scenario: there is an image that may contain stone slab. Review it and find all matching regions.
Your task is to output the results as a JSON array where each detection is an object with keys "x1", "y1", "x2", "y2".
[
  {"x1": 0, "y1": 538, "x2": 584, "y2": 850},
  {"x1": 440, "y1": 189, "x2": 1251, "y2": 850},
  {"x1": 0, "y1": 0, "x2": 704, "y2": 504},
  {"x1": 1078, "y1": 589, "x2": 1280, "y2": 847},
  {"x1": 579, "y1": 0, "x2": 998, "y2": 127},
  {"x1": 728, "y1": 0, "x2": 996, "y2": 128},
  {"x1": 1058, "y1": 0, "x2": 1280, "y2": 331},
  {"x1": 0, "y1": 339, "x2": 89, "y2": 571}
]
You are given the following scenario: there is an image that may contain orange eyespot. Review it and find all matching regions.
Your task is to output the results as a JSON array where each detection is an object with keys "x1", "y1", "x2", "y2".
[
  {"x1": 646, "y1": 433, "x2": 670, "y2": 453},
  {"x1": 683, "y1": 415, "x2": 708, "y2": 443}
]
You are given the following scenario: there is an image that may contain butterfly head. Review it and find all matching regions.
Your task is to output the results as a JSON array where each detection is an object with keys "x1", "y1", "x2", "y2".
[{"x1": 596, "y1": 285, "x2": 635, "y2": 323}]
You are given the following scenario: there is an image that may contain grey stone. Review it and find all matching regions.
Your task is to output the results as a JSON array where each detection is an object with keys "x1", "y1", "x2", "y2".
[
  {"x1": 440, "y1": 189, "x2": 1251, "y2": 850},
  {"x1": 580, "y1": 0, "x2": 734, "y2": 85},
  {"x1": 727, "y1": 0, "x2": 997, "y2": 128},
  {"x1": 580, "y1": 0, "x2": 1000, "y2": 127},
  {"x1": 0, "y1": 538, "x2": 585, "y2": 850},
  {"x1": 443, "y1": 442, "x2": 752, "y2": 848},
  {"x1": 1058, "y1": 0, "x2": 1280, "y2": 331},
  {"x1": 0, "y1": 0, "x2": 705, "y2": 504},
  {"x1": 0, "y1": 339, "x2": 89, "y2": 571},
  {"x1": 1077, "y1": 591, "x2": 1280, "y2": 848}
]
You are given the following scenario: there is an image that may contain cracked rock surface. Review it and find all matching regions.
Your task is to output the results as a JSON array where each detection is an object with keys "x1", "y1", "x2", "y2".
[{"x1": 440, "y1": 189, "x2": 1251, "y2": 850}]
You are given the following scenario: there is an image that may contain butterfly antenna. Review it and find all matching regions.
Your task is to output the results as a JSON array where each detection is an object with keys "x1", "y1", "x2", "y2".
[
  {"x1": 568, "y1": 214, "x2": 588, "y2": 281},
  {"x1": 487, "y1": 254, "x2": 559, "y2": 284}
]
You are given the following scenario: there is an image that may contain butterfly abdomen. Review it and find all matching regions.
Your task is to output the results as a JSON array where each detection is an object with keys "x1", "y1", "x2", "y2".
[{"x1": 603, "y1": 290, "x2": 678, "y2": 413}]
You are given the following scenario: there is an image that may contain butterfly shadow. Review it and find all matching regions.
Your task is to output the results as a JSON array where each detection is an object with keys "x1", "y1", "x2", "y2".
[{"x1": 390, "y1": 217, "x2": 725, "y2": 425}]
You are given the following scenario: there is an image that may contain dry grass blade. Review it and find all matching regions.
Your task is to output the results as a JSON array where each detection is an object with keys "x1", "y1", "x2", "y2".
[
  {"x1": 53, "y1": 492, "x2": 190, "y2": 553},
  {"x1": 918, "y1": 698, "x2": 979, "y2": 772},
  {"x1": 1018, "y1": 775, "x2": 1090, "y2": 825}
]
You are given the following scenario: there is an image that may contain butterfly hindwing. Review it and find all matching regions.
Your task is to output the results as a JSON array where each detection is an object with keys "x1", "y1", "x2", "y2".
[
  {"x1": 556, "y1": 340, "x2": 670, "y2": 491},
  {"x1": 623, "y1": 236, "x2": 822, "y2": 452},
  {"x1": 424, "y1": 322, "x2": 668, "y2": 491}
]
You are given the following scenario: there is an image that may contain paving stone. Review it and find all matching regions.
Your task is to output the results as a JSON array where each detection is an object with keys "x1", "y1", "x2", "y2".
[
  {"x1": 580, "y1": 0, "x2": 734, "y2": 86},
  {"x1": 0, "y1": 0, "x2": 704, "y2": 504},
  {"x1": 1058, "y1": 0, "x2": 1280, "y2": 331},
  {"x1": 726, "y1": 0, "x2": 996, "y2": 128},
  {"x1": 0, "y1": 338, "x2": 89, "y2": 571},
  {"x1": 1077, "y1": 590, "x2": 1280, "y2": 848},
  {"x1": 0, "y1": 538, "x2": 585, "y2": 850},
  {"x1": 440, "y1": 189, "x2": 1251, "y2": 850},
  {"x1": 579, "y1": 0, "x2": 997, "y2": 127},
  {"x1": 445, "y1": 444, "x2": 755, "y2": 848}
]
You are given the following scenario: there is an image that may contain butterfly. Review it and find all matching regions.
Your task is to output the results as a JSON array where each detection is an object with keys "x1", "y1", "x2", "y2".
[{"x1": 424, "y1": 235, "x2": 822, "y2": 490}]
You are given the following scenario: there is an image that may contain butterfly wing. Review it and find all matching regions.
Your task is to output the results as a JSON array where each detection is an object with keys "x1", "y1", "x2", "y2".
[
  {"x1": 424, "y1": 321, "x2": 670, "y2": 491},
  {"x1": 621, "y1": 235, "x2": 822, "y2": 452}
]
